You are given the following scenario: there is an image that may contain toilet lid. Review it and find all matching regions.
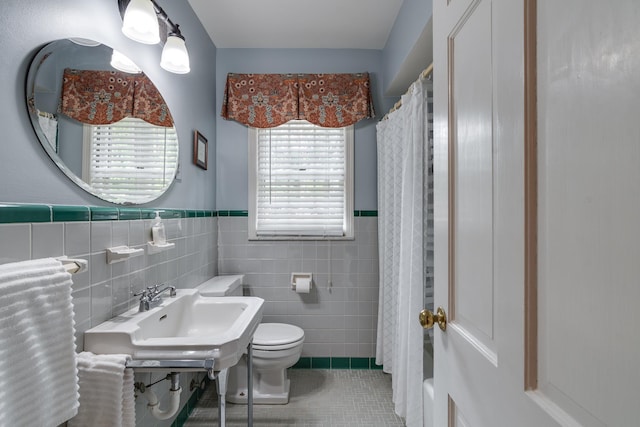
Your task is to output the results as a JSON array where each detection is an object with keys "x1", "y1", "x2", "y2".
[{"x1": 253, "y1": 323, "x2": 305, "y2": 347}]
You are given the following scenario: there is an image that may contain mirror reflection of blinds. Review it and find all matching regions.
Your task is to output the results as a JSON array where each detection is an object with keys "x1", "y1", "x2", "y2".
[
  {"x1": 256, "y1": 120, "x2": 346, "y2": 236},
  {"x1": 88, "y1": 117, "x2": 178, "y2": 202}
]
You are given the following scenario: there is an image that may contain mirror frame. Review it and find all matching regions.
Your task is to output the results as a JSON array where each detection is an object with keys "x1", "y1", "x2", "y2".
[{"x1": 26, "y1": 39, "x2": 179, "y2": 205}]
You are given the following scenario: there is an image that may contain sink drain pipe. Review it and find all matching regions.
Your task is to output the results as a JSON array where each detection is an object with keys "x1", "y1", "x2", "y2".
[{"x1": 137, "y1": 372, "x2": 182, "y2": 420}]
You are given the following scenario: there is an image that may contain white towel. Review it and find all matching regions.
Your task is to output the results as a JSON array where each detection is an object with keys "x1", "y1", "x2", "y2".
[
  {"x1": 0, "y1": 258, "x2": 79, "y2": 426},
  {"x1": 37, "y1": 109, "x2": 58, "y2": 150},
  {"x1": 69, "y1": 352, "x2": 136, "y2": 427}
]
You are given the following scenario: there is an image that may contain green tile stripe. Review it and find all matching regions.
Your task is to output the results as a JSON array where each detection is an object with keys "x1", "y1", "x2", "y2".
[
  {"x1": 331, "y1": 357, "x2": 350, "y2": 369},
  {"x1": 292, "y1": 357, "x2": 382, "y2": 370},
  {"x1": 0, "y1": 204, "x2": 217, "y2": 224},
  {"x1": 90, "y1": 207, "x2": 119, "y2": 221},
  {"x1": 0, "y1": 204, "x2": 373, "y2": 223},
  {"x1": 217, "y1": 210, "x2": 249, "y2": 217},
  {"x1": 117, "y1": 208, "x2": 141, "y2": 221},
  {"x1": 354, "y1": 210, "x2": 378, "y2": 217},
  {"x1": 140, "y1": 209, "x2": 187, "y2": 219},
  {"x1": 0, "y1": 204, "x2": 51, "y2": 223},
  {"x1": 52, "y1": 205, "x2": 90, "y2": 222}
]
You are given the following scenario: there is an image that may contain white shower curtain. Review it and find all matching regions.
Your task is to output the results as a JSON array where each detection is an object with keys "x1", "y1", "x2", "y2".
[{"x1": 376, "y1": 78, "x2": 431, "y2": 427}]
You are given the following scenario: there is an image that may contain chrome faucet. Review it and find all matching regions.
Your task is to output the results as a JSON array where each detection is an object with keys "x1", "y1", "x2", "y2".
[{"x1": 134, "y1": 284, "x2": 177, "y2": 312}]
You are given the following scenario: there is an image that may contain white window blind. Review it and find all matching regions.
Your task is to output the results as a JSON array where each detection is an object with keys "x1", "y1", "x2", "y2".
[
  {"x1": 249, "y1": 120, "x2": 354, "y2": 239},
  {"x1": 84, "y1": 117, "x2": 178, "y2": 204}
]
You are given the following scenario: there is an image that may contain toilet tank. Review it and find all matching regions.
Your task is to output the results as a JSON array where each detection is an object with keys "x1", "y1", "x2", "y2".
[{"x1": 197, "y1": 274, "x2": 244, "y2": 296}]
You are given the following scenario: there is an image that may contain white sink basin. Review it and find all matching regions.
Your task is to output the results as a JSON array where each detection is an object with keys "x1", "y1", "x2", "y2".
[{"x1": 84, "y1": 289, "x2": 264, "y2": 370}]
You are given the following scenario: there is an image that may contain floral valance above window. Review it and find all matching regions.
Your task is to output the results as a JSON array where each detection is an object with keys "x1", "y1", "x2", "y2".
[
  {"x1": 60, "y1": 69, "x2": 173, "y2": 127},
  {"x1": 221, "y1": 73, "x2": 375, "y2": 128}
]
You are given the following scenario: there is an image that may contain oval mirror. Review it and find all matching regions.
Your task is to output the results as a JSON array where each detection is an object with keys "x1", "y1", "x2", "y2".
[{"x1": 26, "y1": 39, "x2": 179, "y2": 205}]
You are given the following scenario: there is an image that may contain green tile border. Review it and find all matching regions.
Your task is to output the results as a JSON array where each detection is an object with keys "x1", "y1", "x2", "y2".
[
  {"x1": 0, "y1": 204, "x2": 217, "y2": 224},
  {"x1": 291, "y1": 357, "x2": 381, "y2": 370},
  {"x1": 218, "y1": 210, "x2": 249, "y2": 217},
  {"x1": 311, "y1": 357, "x2": 331, "y2": 369},
  {"x1": 117, "y1": 208, "x2": 141, "y2": 221},
  {"x1": 370, "y1": 358, "x2": 383, "y2": 370},
  {"x1": 52, "y1": 205, "x2": 90, "y2": 222},
  {"x1": 350, "y1": 357, "x2": 371, "y2": 369},
  {"x1": 90, "y1": 207, "x2": 119, "y2": 221},
  {"x1": 163, "y1": 209, "x2": 186, "y2": 219},
  {"x1": 140, "y1": 209, "x2": 158, "y2": 220},
  {"x1": 0, "y1": 204, "x2": 51, "y2": 223},
  {"x1": 0, "y1": 204, "x2": 371, "y2": 224},
  {"x1": 292, "y1": 357, "x2": 311, "y2": 369},
  {"x1": 331, "y1": 357, "x2": 350, "y2": 369}
]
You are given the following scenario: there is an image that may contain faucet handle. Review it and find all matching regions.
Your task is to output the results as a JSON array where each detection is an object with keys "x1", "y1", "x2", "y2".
[
  {"x1": 133, "y1": 289, "x2": 148, "y2": 298},
  {"x1": 133, "y1": 289, "x2": 151, "y2": 312}
]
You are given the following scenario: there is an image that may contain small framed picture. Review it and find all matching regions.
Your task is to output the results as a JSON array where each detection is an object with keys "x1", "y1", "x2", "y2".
[{"x1": 194, "y1": 130, "x2": 208, "y2": 170}]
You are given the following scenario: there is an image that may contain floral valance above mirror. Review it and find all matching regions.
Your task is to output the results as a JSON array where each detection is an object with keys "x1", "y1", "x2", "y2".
[
  {"x1": 221, "y1": 73, "x2": 375, "y2": 128},
  {"x1": 61, "y1": 68, "x2": 173, "y2": 127}
]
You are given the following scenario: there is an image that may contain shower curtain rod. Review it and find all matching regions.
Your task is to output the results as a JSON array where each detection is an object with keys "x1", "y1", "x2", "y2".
[{"x1": 381, "y1": 63, "x2": 433, "y2": 121}]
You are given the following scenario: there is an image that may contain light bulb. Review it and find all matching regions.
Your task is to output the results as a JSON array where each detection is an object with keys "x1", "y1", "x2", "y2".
[
  {"x1": 121, "y1": 0, "x2": 160, "y2": 45},
  {"x1": 160, "y1": 35, "x2": 190, "y2": 74},
  {"x1": 110, "y1": 49, "x2": 142, "y2": 74}
]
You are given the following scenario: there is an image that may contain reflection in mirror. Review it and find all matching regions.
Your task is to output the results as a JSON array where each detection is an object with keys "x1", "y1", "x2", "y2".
[{"x1": 26, "y1": 39, "x2": 179, "y2": 204}]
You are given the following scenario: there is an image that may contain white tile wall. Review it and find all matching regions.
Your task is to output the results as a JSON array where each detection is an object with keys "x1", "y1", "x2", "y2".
[
  {"x1": 0, "y1": 216, "x2": 219, "y2": 350},
  {"x1": 0, "y1": 215, "x2": 218, "y2": 427},
  {"x1": 217, "y1": 216, "x2": 379, "y2": 358},
  {"x1": 1, "y1": 213, "x2": 381, "y2": 425}
]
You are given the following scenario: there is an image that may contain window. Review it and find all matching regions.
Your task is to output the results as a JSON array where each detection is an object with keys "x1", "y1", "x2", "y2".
[
  {"x1": 82, "y1": 117, "x2": 178, "y2": 204},
  {"x1": 249, "y1": 120, "x2": 354, "y2": 239}
]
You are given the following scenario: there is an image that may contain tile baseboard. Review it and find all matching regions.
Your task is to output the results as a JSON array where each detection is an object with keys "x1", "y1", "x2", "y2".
[{"x1": 292, "y1": 357, "x2": 383, "y2": 370}]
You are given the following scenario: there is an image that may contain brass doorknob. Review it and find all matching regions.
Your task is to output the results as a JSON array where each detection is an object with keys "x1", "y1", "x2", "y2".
[{"x1": 419, "y1": 307, "x2": 447, "y2": 331}]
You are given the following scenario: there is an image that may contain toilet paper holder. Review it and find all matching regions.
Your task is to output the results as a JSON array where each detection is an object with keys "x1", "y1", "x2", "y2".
[{"x1": 291, "y1": 272, "x2": 313, "y2": 292}]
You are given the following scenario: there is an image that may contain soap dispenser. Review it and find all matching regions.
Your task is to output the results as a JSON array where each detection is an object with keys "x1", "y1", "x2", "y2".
[{"x1": 151, "y1": 211, "x2": 167, "y2": 245}]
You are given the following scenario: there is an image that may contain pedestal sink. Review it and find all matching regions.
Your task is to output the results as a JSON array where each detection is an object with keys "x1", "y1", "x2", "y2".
[
  {"x1": 84, "y1": 289, "x2": 264, "y2": 371},
  {"x1": 85, "y1": 288, "x2": 264, "y2": 426}
]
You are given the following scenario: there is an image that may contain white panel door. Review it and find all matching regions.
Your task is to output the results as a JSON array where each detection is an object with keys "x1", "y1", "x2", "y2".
[
  {"x1": 535, "y1": 1, "x2": 640, "y2": 425},
  {"x1": 432, "y1": 0, "x2": 640, "y2": 425}
]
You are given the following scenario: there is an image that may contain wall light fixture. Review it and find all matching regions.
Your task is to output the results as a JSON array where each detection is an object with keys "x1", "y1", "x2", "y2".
[
  {"x1": 117, "y1": 0, "x2": 190, "y2": 74},
  {"x1": 110, "y1": 49, "x2": 143, "y2": 74}
]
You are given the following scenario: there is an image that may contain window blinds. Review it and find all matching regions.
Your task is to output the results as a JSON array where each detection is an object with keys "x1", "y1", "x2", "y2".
[
  {"x1": 254, "y1": 120, "x2": 351, "y2": 237},
  {"x1": 87, "y1": 117, "x2": 178, "y2": 203}
]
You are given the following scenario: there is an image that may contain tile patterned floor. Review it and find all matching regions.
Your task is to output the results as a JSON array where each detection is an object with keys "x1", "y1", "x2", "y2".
[{"x1": 184, "y1": 369, "x2": 406, "y2": 427}]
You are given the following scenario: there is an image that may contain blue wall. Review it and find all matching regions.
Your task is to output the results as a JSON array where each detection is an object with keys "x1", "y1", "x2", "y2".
[
  {"x1": 0, "y1": 0, "x2": 217, "y2": 210},
  {"x1": 215, "y1": 48, "x2": 385, "y2": 211},
  {"x1": 214, "y1": 1, "x2": 433, "y2": 211},
  {"x1": 0, "y1": 0, "x2": 431, "y2": 212}
]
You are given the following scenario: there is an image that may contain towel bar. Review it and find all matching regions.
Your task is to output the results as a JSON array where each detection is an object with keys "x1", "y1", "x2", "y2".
[
  {"x1": 125, "y1": 359, "x2": 215, "y2": 373},
  {"x1": 56, "y1": 257, "x2": 88, "y2": 274}
]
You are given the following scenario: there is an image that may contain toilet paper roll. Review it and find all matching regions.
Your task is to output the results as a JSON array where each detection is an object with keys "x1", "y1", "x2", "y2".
[{"x1": 295, "y1": 277, "x2": 311, "y2": 293}]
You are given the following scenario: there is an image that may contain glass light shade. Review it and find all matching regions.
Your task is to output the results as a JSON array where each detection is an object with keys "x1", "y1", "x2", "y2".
[
  {"x1": 110, "y1": 49, "x2": 142, "y2": 74},
  {"x1": 121, "y1": 0, "x2": 160, "y2": 44},
  {"x1": 160, "y1": 35, "x2": 190, "y2": 74}
]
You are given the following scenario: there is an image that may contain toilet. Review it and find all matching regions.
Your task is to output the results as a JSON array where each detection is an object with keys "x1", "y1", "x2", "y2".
[
  {"x1": 197, "y1": 275, "x2": 305, "y2": 404},
  {"x1": 226, "y1": 322, "x2": 304, "y2": 404}
]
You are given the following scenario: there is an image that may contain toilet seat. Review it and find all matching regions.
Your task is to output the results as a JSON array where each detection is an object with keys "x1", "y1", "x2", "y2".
[{"x1": 252, "y1": 323, "x2": 305, "y2": 351}]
